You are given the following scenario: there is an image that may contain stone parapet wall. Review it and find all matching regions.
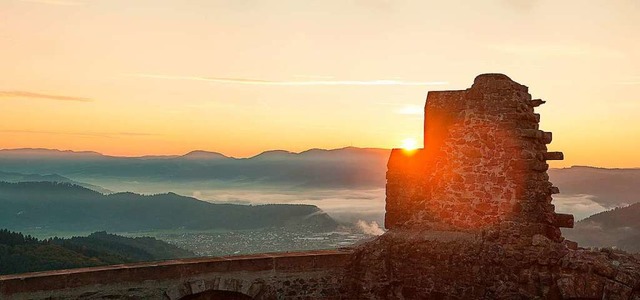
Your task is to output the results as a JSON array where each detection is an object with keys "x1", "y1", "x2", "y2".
[{"x1": 0, "y1": 250, "x2": 352, "y2": 300}]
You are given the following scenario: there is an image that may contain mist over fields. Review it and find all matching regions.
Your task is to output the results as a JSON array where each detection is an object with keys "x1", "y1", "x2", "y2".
[
  {"x1": 1, "y1": 147, "x2": 639, "y2": 251},
  {"x1": 1, "y1": 147, "x2": 635, "y2": 221},
  {"x1": 0, "y1": 147, "x2": 390, "y2": 225}
]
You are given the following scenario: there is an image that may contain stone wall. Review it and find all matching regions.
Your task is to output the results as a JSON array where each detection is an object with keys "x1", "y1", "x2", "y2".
[
  {"x1": 344, "y1": 230, "x2": 640, "y2": 299},
  {"x1": 0, "y1": 250, "x2": 351, "y2": 300},
  {"x1": 385, "y1": 74, "x2": 572, "y2": 243}
]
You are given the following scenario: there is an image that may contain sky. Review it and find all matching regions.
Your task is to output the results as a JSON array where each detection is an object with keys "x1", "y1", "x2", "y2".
[{"x1": 0, "y1": 0, "x2": 639, "y2": 167}]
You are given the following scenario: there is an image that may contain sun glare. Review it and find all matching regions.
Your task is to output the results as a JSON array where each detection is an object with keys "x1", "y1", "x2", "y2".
[
  {"x1": 397, "y1": 105, "x2": 423, "y2": 115},
  {"x1": 401, "y1": 138, "x2": 418, "y2": 151}
]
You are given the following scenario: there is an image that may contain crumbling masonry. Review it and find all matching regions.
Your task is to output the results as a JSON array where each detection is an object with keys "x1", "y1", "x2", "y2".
[
  {"x1": 343, "y1": 74, "x2": 640, "y2": 299},
  {"x1": 385, "y1": 73, "x2": 573, "y2": 241}
]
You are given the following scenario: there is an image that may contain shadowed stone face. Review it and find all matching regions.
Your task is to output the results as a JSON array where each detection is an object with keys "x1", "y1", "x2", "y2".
[{"x1": 385, "y1": 73, "x2": 571, "y2": 240}]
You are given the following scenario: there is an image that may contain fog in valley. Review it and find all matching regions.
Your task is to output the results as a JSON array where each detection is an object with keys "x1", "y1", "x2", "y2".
[{"x1": 1, "y1": 148, "x2": 639, "y2": 256}]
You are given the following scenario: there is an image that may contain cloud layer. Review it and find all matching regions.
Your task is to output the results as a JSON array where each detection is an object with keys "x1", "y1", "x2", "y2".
[
  {"x1": 18, "y1": 0, "x2": 85, "y2": 6},
  {"x1": 0, "y1": 91, "x2": 91, "y2": 102},
  {"x1": 130, "y1": 74, "x2": 448, "y2": 86},
  {"x1": 616, "y1": 76, "x2": 640, "y2": 85},
  {"x1": 0, "y1": 129, "x2": 156, "y2": 139}
]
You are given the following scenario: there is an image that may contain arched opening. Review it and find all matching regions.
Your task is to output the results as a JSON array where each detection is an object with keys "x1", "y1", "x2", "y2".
[{"x1": 180, "y1": 290, "x2": 254, "y2": 300}]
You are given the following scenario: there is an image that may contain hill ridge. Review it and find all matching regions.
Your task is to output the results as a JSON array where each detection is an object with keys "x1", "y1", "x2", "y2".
[{"x1": 0, "y1": 181, "x2": 338, "y2": 232}]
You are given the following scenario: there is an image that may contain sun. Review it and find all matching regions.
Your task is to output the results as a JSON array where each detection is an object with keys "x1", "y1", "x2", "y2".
[{"x1": 401, "y1": 138, "x2": 418, "y2": 151}]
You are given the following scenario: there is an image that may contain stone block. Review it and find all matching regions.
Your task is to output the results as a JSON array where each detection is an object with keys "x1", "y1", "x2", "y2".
[
  {"x1": 542, "y1": 151, "x2": 564, "y2": 161},
  {"x1": 519, "y1": 129, "x2": 542, "y2": 139},
  {"x1": 189, "y1": 280, "x2": 207, "y2": 294},
  {"x1": 530, "y1": 99, "x2": 546, "y2": 107},
  {"x1": 226, "y1": 257, "x2": 273, "y2": 272},
  {"x1": 603, "y1": 280, "x2": 633, "y2": 300},
  {"x1": 553, "y1": 213, "x2": 574, "y2": 228},
  {"x1": 541, "y1": 131, "x2": 553, "y2": 144},
  {"x1": 275, "y1": 255, "x2": 318, "y2": 272},
  {"x1": 563, "y1": 239, "x2": 578, "y2": 250},
  {"x1": 531, "y1": 162, "x2": 549, "y2": 172}
]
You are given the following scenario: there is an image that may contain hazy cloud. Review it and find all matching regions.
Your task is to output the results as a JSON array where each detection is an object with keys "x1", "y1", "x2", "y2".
[
  {"x1": 616, "y1": 77, "x2": 640, "y2": 85},
  {"x1": 129, "y1": 74, "x2": 448, "y2": 86},
  {"x1": 114, "y1": 132, "x2": 158, "y2": 137},
  {"x1": 489, "y1": 44, "x2": 624, "y2": 59},
  {"x1": 356, "y1": 220, "x2": 385, "y2": 235},
  {"x1": 0, "y1": 129, "x2": 157, "y2": 138},
  {"x1": 192, "y1": 188, "x2": 386, "y2": 224},
  {"x1": 500, "y1": 0, "x2": 539, "y2": 13},
  {"x1": 0, "y1": 91, "x2": 92, "y2": 102},
  {"x1": 553, "y1": 194, "x2": 608, "y2": 221},
  {"x1": 293, "y1": 74, "x2": 335, "y2": 80},
  {"x1": 395, "y1": 105, "x2": 423, "y2": 115},
  {"x1": 191, "y1": 188, "x2": 612, "y2": 224},
  {"x1": 18, "y1": 0, "x2": 85, "y2": 5}
]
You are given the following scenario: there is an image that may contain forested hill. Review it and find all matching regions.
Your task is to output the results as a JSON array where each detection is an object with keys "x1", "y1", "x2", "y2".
[
  {"x1": 0, "y1": 170, "x2": 112, "y2": 194},
  {"x1": 0, "y1": 229, "x2": 193, "y2": 275},
  {"x1": 580, "y1": 203, "x2": 640, "y2": 230},
  {"x1": 0, "y1": 182, "x2": 338, "y2": 232},
  {"x1": 564, "y1": 203, "x2": 640, "y2": 253}
]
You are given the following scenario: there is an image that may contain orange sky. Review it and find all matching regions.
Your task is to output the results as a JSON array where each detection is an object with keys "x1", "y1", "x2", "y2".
[{"x1": 1, "y1": 0, "x2": 639, "y2": 167}]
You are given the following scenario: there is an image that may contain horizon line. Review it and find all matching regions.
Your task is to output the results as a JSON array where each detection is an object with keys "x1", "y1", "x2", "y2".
[
  {"x1": 0, "y1": 146, "x2": 391, "y2": 159},
  {"x1": 128, "y1": 73, "x2": 449, "y2": 86},
  {"x1": 0, "y1": 147, "x2": 636, "y2": 169}
]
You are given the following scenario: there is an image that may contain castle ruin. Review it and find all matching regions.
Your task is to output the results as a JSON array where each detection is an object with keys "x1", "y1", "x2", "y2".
[
  {"x1": 344, "y1": 74, "x2": 640, "y2": 299},
  {"x1": 386, "y1": 73, "x2": 573, "y2": 241}
]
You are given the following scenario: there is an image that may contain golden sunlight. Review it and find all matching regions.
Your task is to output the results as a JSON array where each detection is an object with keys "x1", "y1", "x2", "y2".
[{"x1": 401, "y1": 138, "x2": 418, "y2": 151}]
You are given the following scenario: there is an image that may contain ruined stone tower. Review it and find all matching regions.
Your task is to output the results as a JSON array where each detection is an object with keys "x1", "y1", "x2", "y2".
[
  {"x1": 385, "y1": 73, "x2": 573, "y2": 242},
  {"x1": 344, "y1": 74, "x2": 640, "y2": 299}
]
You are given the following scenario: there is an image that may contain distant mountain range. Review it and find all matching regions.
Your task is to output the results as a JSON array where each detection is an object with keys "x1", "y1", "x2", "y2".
[
  {"x1": 548, "y1": 166, "x2": 640, "y2": 208},
  {"x1": 0, "y1": 170, "x2": 112, "y2": 194},
  {"x1": 0, "y1": 147, "x2": 390, "y2": 190},
  {"x1": 0, "y1": 148, "x2": 638, "y2": 206},
  {"x1": 3, "y1": 148, "x2": 639, "y2": 253},
  {"x1": 0, "y1": 182, "x2": 338, "y2": 232}
]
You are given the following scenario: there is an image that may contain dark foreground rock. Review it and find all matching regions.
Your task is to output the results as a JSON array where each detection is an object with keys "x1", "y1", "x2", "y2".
[{"x1": 343, "y1": 231, "x2": 640, "y2": 299}]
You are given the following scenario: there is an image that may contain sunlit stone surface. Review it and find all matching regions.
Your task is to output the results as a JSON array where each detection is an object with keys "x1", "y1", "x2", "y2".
[{"x1": 385, "y1": 73, "x2": 572, "y2": 242}]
